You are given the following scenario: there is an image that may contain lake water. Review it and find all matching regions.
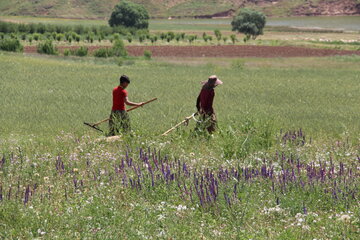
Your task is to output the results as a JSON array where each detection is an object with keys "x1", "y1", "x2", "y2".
[{"x1": 150, "y1": 16, "x2": 360, "y2": 31}]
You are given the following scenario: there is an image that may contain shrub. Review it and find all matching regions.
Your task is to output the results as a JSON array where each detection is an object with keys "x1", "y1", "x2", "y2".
[
  {"x1": 150, "y1": 35, "x2": 157, "y2": 44},
  {"x1": 63, "y1": 49, "x2": 71, "y2": 56},
  {"x1": 37, "y1": 40, "x2": 58, "y2": 55},
  {"x1": 175, "y1": 34, "x2": 181, "y2": 42},
  {"x1": 73, "y1": 46, "x2": 88, "y2": 57},
  {"x1": 0, "y1": 33, "x2": 4, "y2": 40},
  {"x1": 28, "y1": 36, "x2": 33, "y2": 44},
  {"x1": 187, "y1": 35, "x2": 196, "y2": 44},
  {"x1": 56, "y1": 34, "x2": 63, "y2": 41},
  {"x1": 160, "y1": 32, "x2": 166, "y2": 41},
  {"x1": 126, "y1": 35, "x2": 132, "y2": 43},
  {"x1": 144, "y1": 50, "x2": 151, "y2": 60},
  {"x1": 33, "y1": 33, "x2": 41, "y2": 41},
  {"x1": 93, "y1": 48, "x2": 113, "y2": 58},
  {"x1": 112, "y1": 39, "x2": 127, "y2": 57},
  {"x1": 230, "y1": 34, "x2": 237, "y2": 44},
  {"x1": 138, "y1": 35, "x2": 145, "y2": 43},
  {"x1": 113, "y1": 33, "x2": 121, "y2": 41},
  {"x1": 223, "y1": 36, "x2": 228, "y2": 44},
  {"x1": 214, "y1": 29, "x2": 222, "y2": 41},
  {"x1": 75, "y1": 35, "x2": 81, "y2": 43},
  {"x1": 0, "y1": 39, "x2": 23, "y2": 52}
]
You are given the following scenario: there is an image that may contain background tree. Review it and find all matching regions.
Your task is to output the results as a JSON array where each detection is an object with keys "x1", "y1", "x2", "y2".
[
  {"x1": 231, "y1": 8, "x2": 266, "y2": 41},
  {"x1": 109, "y1": 0, "x2": 149, "y2": 29}
]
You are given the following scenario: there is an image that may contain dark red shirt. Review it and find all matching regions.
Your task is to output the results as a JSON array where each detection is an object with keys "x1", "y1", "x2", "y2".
[
  {"x1": 197, "y1": 88, "x2": 215, "y2": 114},
  {"x1": 112, "y1": 86, "x2": 127, "y2": 111}
]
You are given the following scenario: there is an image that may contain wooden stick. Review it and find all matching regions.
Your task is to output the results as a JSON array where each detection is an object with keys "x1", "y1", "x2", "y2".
[
  {"x1": 161, "y1": 114, "x2": 195, "y2": 136},
  {"x1": 127, "y1": 97, "x2": 157, "y2": 112},
  {"x1": 89, "y1": 97, "x2": 157, "y2": 127}
]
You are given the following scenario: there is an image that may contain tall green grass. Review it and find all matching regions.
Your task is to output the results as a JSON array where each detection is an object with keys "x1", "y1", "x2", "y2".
[
  {"x1": 0, "y1": 53, "x2": 359, "y2": 239},
  {"x1": 1, "y1": 53, "x2": 359, "y2": 140}
]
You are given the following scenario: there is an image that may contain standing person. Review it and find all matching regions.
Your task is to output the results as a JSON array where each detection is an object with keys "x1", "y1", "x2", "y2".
[
  {"x1": 195, "y1": 75, "x2": 223, "y2": 134},
  {"x1": 109, "y1": 75, "x2": 143, "y2": 136}
]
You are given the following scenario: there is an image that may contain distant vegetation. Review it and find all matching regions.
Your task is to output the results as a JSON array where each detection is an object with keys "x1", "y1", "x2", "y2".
[
  {"x1": 109, "y1": 0, "x2": 149, "y2": 29},
  {"x1": 231, "y1": 8, "x2": 266, "y2": 41}
]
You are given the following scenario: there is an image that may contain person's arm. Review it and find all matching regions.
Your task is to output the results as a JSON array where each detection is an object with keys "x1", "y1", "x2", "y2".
[
  {"x1": 196, "y1": 93, "x2": 201, "y2": 112},
  {"x1": 125, "y1": 97, "x2": 143, "y2": 107}
]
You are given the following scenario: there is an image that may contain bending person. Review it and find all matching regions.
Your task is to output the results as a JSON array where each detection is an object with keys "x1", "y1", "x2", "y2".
[
  {"x1": 109, "y1": 75, "x2": 143, "y2": 136},
  {"x1": 195, "y1": 75, "x2": 223, "y2": 134}
]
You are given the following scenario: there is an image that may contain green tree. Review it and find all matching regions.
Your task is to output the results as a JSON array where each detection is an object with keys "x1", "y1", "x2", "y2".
[
  {"x1": 108, "y1": 0, "x2": 149, "y2": 29},
  {"x1": 214, "y1": 29, "x2": 222, "y2": 42},
  {"x1": 231, "y1": 8, "x2": 266, "y2": 41}
]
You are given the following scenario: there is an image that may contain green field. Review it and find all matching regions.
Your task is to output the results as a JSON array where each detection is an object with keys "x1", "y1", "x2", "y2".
[
  {"x1": 1, "y1": 52, "x2": 360, "y2": 139},
  {"x1": 1, "y1": 15, "x2": 360, "y2": 239}
]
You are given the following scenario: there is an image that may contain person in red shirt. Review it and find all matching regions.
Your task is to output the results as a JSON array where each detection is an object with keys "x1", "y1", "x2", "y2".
[
  {"x1": 109, "y1": 75, "x2": 143, "y2": 136},
  {"x1": 195, "y1": 75, "x2": 223, "y2": 134}
]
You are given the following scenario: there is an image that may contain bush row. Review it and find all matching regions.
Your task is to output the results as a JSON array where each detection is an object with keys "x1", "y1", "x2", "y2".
[
  {"x1": 0, "y1": 38, "x2": 23, "y2": 52},
  {"x1": 0, "y1": 21, "x2": 148, "y2": 36}
]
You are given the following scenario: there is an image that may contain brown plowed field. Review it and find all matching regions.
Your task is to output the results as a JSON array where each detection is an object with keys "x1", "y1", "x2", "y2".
[{"x1": 24, "y1": 45, "x2": 360, "y2": 58}]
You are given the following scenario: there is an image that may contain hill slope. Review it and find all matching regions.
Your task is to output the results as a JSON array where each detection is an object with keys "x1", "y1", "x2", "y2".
[{"x1": 0, "y1": 0, "x2": 359, "y2": 19}]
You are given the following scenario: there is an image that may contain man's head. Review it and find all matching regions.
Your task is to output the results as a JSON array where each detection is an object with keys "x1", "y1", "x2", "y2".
[{"x1": 119, "y1": 75, "x2": 130, "y2": 89}]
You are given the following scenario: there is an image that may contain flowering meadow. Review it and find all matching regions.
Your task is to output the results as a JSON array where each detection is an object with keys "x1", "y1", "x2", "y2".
[
  {"x1": 1, "y1": 52, "x2": 360, "y2": 239},
  {"x1": 0, "y1": 129, "x2": 359, "y2": 239}
]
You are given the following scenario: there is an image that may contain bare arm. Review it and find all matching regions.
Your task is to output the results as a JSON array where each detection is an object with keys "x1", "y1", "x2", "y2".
[{"x1": 125, "y1": 97, "x2": 143, "y2": 107}]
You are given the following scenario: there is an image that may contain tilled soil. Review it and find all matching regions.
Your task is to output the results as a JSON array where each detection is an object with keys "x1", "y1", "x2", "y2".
[{"x1": 24, "y1": 45, "x2": 360, "y2": 58}]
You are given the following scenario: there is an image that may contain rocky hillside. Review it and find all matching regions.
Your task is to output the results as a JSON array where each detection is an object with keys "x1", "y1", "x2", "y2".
[{"x1": 0, "y1": 0, "x2": 359, "y2": 19}]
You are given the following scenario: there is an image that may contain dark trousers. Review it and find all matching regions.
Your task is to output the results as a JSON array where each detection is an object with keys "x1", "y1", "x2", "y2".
[{"x1": 108, "y1": 110, "x2": 130, "y2": 136}]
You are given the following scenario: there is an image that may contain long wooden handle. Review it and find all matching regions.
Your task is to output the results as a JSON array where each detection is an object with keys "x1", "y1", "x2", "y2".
[
  {"x1": 127, "y1": 97, "x2": 157, "y2": 112},
  {"x1": 161, "y1": 114, "x2": 194, "y2": 136},
  {"x1": 92, "y1": 98, "x2": 157, "y2": 126}
]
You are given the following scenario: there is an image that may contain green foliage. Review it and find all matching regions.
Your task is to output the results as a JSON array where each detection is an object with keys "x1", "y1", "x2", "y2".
[
  {"x1": 108, "y1": 0, "x2": 149, "y2": 29},
  {"x1": 231, "y1": 8, "x2": 266, "y2": 40},
  {"x1": 55, "y1": 33, "x2": 63, "y2": 41},
  {"x1": 63, "y1": 48, "x2": 71, "y2": 56},
  {"x1": 214, "y1": 29, "x2": 222, "y2": 41},
  {"x1": 113, "y1": 33, "x2": 120, "y2": 41},
  {"x1": 112, "y1": 39, "x2": 127, "y2": 57},
  {"x1": 138, "y1": 35, "x2": 145, "y2": 43},
  {"x1": 93, "y1": 47, "x2": 113, "y2": 58},
  {"x1": 222, "y1": 36, "x2": 228, "y2": 44},
  {"x1": 33, "y1": 33, "x2": 41, "y2": 41},
  {"x1": 73, "y1": 46, "x2": 88, "y2": 57},
  {"x1": 0, "y1": 39, "x2": 23, "y2": 52},
  {"x1": 126, "y1": 34, "x2": 132, "y2": 43},
  {"x1": 230, "y1": 34, "x2": 237, "y2": 44},
  {"x1": 150, "y1": 35, "x2": 157, "y2": 44},
  {"x1": 187, "y1": 35, "x2": 197, "y2": 44},
  {"x1": 144, "y1": 50, "x2": 152, "y2": 60},
  {"x1": 36, "y1": 40, "x2": 57, "y2": 55}
]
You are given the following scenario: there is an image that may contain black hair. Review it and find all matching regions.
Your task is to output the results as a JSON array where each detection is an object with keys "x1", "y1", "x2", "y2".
[{"x1": 120, "y1": 75, "x2": 130, "y2": 84}]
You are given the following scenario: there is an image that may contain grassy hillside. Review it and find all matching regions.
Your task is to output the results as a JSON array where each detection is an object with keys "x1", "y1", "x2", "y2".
[{"x1": 0, "y1": 0, "x2": 359, "y2": 19}]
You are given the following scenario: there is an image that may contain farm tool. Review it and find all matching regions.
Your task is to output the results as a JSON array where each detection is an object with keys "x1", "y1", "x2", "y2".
[
  {"x1": 161, "y1": 112, "x2": 199, "y2": 136},
  {"x1": 84, "y1": 97, "x2": 157, "y2": 133}
]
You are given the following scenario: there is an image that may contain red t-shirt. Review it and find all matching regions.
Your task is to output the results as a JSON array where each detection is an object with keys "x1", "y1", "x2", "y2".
[
  {"x1": 198, "y1": 88, "x2": 215, "y2": 113},
  {"x1": 112, "y1": 86, "x2": 128, "y2": 111}
]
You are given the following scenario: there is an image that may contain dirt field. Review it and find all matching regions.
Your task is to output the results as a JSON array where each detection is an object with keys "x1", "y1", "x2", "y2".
[{"x1": 24, "y1": 45, "x2": 360, "y2": 58}]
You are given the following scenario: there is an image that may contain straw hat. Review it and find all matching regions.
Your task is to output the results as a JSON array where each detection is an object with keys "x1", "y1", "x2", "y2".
[{"x1": 201, "y1": 75, "x2": 223, "y2": 86}]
